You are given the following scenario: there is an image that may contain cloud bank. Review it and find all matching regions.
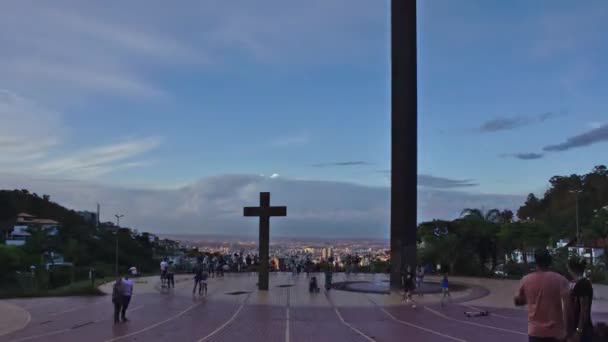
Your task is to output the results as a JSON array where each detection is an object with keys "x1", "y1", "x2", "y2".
[
  {"x1": 543, "y1": 123, "x2": 608, "y2": 152},
  {"x1": 479, "y1": 112, "x2": 560, "y2": 133},
  {"x1": 0, "y1": 174, "x2": 523, "y2": 238}
]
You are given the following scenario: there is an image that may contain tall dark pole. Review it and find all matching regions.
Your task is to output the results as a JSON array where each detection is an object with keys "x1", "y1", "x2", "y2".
[
  {"x1": 390, "y1": 0, "x2": 418, "y2": 288},
  {"x1": 115, "y1": 214, "x2": 124, "y2": 276},
  {"x1": 576, "y1": 193, "x2": 580, "y2": 244}
]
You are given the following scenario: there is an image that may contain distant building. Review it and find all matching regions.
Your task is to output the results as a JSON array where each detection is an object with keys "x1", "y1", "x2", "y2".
[
  {"x1": 322, "y1": 247, "x2": 333, "y2": 261},
  {"x1": 5, "y1": 213, "x2": 60, "y2": 246},
  {"x1": 77, "y1": 211, "x2": 98, "y2": 226},
  {"x1": 99, "y1": 221, "x2": 118, "y2": 233},
  {"x1": 509, "y1": 250, "x2": 536, "y2": 264},
  {"x1": 565, "y1": 239, "x2": 606, "y2": 265},
  {"x1": 145, "y1": 233, "x2": 158, "y2": 243}
]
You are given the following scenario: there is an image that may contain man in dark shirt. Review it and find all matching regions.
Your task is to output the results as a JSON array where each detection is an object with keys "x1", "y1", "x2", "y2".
[{"x1": 567, "y1": 258, "x2": 593, "y2": 342}]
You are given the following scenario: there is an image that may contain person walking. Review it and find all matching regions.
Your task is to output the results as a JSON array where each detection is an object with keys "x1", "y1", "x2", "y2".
[
  {"x1": 440, "y1": 273, "x2": 450, "y2": 307},
  {"x1": 402, "y1": 265, "x2": 416, "y2": 308},
  {"x1": 416, "y1": 266, "x2": 425, "y2": 297},
  {"x1": 167, "y1": 261, "x2": 176, "y2": 289},
  {"x1": 112, "y1": 277, "x2": 123, "y2": 324},
  {"x1": 514, "y1": 249, "x2": 570, "y2": 342},
  {"x1": 193, "y1": 263, "x2": 203, "y2": 295},
  {"x1": 200, "y1": 268, "x2": 209, "y2": 296},
  {"x1": 113, "y1": 275, "x2": 134, "y2": 323},
  {"x1": 160, "y1": 259, "x2": 168, "y2": 288},
  {"x1": 567, "y1": 258, "x2": 594, "y2": 342}
]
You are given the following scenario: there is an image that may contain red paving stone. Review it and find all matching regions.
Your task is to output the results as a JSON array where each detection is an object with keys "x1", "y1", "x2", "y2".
[
  {"x1": 205, "y1": 305, "x2": 285, "y2": 342},
  {"x1": 115, "y1": 301, "x2": 240, "y2": 342},
  {"x1": 385, "y1": 305, "x2": 527, "y2": 342},
  {"x1": 5, "y1": 292, "x2": 607, "y2": 342},
  {"x1": 290, "y1": 307, "x2": 368, "y2": 342},
  {"x1": 425, "y1": 303, "x2": 528, "y2": 333}
]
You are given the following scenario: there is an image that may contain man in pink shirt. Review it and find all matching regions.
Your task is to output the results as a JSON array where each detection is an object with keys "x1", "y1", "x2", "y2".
[{"x1": 514, "y1": 249, "x2": 571, "y2": 342}]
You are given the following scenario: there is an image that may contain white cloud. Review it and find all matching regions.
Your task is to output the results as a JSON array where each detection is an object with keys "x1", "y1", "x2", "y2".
[
  {"x1": 0, "y1": 90, "x2": 63, "y2": 163},
  {"x1": 0, "y1": 89, "x2": 158, "y2": 179},
  {"x1": 0, "y1": 173, "x2": 525, "y2": 238},
  {"x1": 36, "y1": 137, "x2": 161, "y2": 178},
  {"x1": 0, "y1": 1, "x2": 383, "y2": 102},
  {"x1": 270, "y1": 173, "x2": 280, "y2": 179},
  {"x1": 0, "y1": 3, "x2": 201, "y2": 100},
  {"x1": 5, "y1": 60, "x2": 166, "y2": 98}
]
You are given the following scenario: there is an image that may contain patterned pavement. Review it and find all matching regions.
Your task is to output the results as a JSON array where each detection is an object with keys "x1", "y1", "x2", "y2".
[{"x1": 0, "y1": 273, "x2": 606, "y2": 342}]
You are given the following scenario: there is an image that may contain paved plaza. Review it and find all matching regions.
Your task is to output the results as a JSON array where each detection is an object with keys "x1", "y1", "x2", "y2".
[{"x1": 1, "y1": 273, "x2": 608, "y2": 342}]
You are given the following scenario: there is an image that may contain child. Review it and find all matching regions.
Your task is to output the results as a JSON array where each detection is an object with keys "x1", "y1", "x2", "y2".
[{"x1": 440, "y1": 273, "x2": 450, "y2": 307}]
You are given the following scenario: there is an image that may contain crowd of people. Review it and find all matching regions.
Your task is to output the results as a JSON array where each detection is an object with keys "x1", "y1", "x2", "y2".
[{"x1": 110, "y1": 250, "x2": 604, "y2": 341}]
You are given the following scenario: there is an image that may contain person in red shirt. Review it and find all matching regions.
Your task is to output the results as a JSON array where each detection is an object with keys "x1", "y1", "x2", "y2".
[{"x1": 514, "y1": 249, "x2": 571, "y2": 342}]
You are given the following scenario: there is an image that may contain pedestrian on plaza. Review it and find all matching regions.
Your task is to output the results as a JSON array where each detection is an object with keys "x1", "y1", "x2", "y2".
[
  {"x1": 309, "y1": 276, "x2": 320, "y2": 293},
  {"x1": 211, "y1": 256, "x2": 217, "y2": 278},
  {"x1": 567, "y1": 258, "x2": 594, "y2": 342},
  {"x1": 167, "y1": 261, "x2": 175, "y2": 289},
  {"x1": 514, "y1": 249, "x2": 570, "y2": 342},
  {"x1": 401, "y1": 265, "x2": 416, "y2": 308},
  {"x1": 112, "y1": 277, "x2": 123, "y2": 324},
  {"x1": 325, "y1": 259, "x2": 334, "y2": 290},
  {"x1": 160, "y1": 258, "x2": 168, "y2": 288},
  {"x1": 193, "y1": 263, "x2": 203, "y2": 295},
  {"x1": 119, "y1": 275, "x2": 133, "y2": 322},
  {"x1": 440, "y1": 273, "x2": 450, "y2": 307},
  {"x1": 416, "y1": 266, "x2": 425, "y2": 297},
  {"x1": 200, "y1": 268, "x2": 209, "y2": 296}
]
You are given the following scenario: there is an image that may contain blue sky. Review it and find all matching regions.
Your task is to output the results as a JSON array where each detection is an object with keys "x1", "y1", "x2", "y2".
[{"x1": 0, "y1": 1, "x2": 606, "y2": 237}]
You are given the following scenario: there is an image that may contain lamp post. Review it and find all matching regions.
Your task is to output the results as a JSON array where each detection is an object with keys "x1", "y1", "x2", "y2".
[
  {"x1": 114, "y1": 214, "x2": 124, "y2": 276},
  {"x1": 569, "y1": 190, "x2": 582, "y2": 246}
]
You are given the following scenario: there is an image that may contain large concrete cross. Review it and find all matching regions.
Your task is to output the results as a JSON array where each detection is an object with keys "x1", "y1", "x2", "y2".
[{"x1": 244, "y1": 192, "x2": 287, "y2": 291}]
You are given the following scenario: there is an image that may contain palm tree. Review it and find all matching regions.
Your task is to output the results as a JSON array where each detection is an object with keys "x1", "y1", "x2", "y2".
[
  {"x1": 460, "y1": 208, "x2": 503, "y2": 273},
  {"x1": 460, "y1": 208, "x2": 502, "y2": 222}
]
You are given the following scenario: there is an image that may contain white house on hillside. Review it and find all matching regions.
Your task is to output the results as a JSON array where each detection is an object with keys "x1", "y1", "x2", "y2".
[
  {"x1": 4, "y1": 213, "x2": 60, "y2": 246},
  {"x1": 565, "y1": 239, "x2": 606, "y2": 265}
]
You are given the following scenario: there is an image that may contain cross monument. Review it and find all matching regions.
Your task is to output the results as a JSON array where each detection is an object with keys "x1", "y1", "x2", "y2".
[{"x1": 244, "y1": 192, "x2": 287, "y2": 291}]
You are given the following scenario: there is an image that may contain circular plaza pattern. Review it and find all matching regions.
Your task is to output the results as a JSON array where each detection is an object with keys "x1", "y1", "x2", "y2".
[{"x1": 1, "y1": 273, "x2": 608, "y2": 342}]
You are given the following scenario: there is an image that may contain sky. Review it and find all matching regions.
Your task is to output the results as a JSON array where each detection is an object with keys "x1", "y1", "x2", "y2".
[{"x1": 0, "y1": 1, "x2": 607, "y2": 238}]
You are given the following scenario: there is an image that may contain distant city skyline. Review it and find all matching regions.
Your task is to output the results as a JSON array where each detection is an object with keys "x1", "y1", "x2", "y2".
[{"x1": 0, "y1": 1, "x2": 606, "y2": 237}]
